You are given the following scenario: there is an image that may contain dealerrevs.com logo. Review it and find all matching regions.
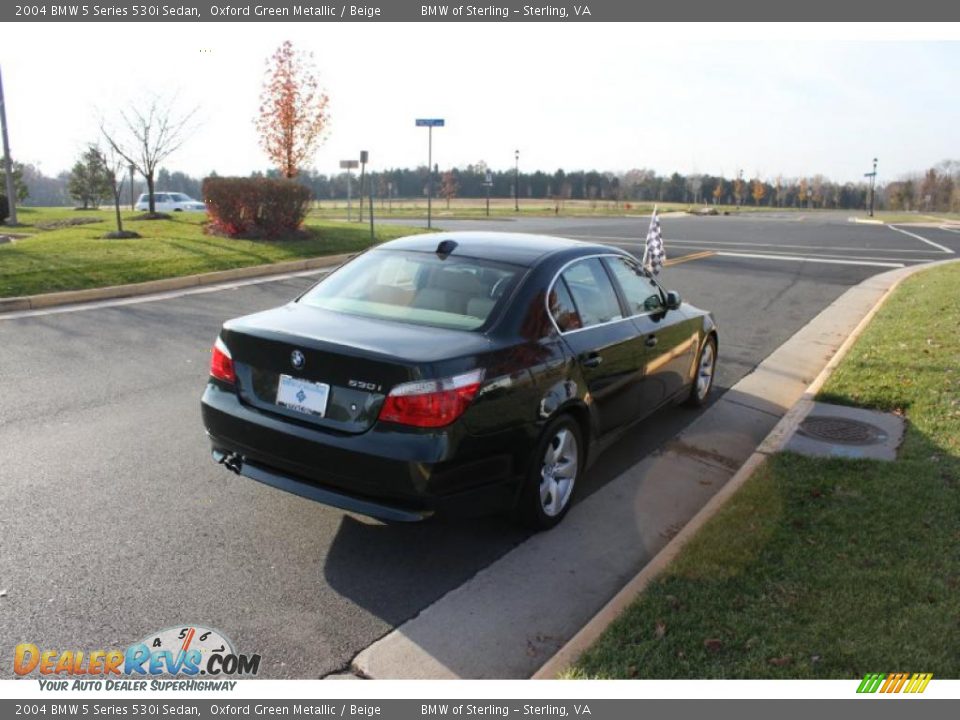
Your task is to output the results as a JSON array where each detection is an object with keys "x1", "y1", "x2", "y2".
[{"x1": 14, "y1": 625, "x2": 261, "y2": 691}]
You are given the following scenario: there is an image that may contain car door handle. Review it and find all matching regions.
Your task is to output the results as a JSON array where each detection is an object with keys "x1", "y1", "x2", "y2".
[
  {"x1": 580, "y1": 352, "x2": 603, "y2": 368},
  {"x1": 645, "y1": 334, "x2": 658, "y2": 348}
]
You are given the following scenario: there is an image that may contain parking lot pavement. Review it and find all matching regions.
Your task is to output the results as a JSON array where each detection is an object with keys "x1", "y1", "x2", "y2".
[{"x1": 0, "y1": 214, "x2": 952, "y2": 678}]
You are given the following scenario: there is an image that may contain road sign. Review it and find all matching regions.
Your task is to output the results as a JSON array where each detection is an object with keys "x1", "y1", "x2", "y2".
[
  {"x1": 415, "y1": 118, "x2": 445, "y2": 127},
  {"x1": 340, "y1": 160, "x2": 359, "y2": 169}
]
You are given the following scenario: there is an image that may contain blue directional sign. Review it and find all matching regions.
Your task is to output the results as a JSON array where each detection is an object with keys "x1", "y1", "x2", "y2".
[{"x1": 415, "y1": 118, "x2": 445, "y2": 127}]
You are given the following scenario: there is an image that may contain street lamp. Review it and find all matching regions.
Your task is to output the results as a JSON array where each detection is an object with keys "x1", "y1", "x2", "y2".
[
  {"x1": 514, "y1": 149, "x2": 520, "y2": 212},
  {"x1": 864, "y1": 158, "x2": 878, "y2": 218}
]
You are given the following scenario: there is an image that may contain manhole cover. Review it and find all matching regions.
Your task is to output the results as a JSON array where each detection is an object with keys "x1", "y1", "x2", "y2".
[{"x1": 797, "y1": 415, "x2": 888, "y2": 446}]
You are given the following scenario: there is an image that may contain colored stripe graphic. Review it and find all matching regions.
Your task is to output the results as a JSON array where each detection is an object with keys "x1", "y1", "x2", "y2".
[{"x1": 857, "y1": 672, "x2": 932, "y2": 694}]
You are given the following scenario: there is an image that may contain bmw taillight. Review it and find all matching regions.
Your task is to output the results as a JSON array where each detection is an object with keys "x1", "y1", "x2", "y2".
[
  {"x1": 210, "y1": 336, "x2": 236, "y2": 384},
  {"x1": 378, "y1": 369, "x2": 484, "y2": 428}
]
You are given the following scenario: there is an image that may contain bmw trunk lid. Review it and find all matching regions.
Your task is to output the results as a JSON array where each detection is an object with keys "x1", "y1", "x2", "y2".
[{"x1": 219, "y1": 303, "x2": 492, "y2": 434}]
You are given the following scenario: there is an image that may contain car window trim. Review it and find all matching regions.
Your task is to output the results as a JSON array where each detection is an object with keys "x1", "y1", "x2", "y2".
[
  {"x1": 546, "y1": 253, "x2": 667, "y2": 337},
  {"x1": 601, "y1": 255, "x2": 669, "y2": 318}
]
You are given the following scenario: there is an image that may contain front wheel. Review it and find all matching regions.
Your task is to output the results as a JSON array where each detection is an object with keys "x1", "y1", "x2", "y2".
[
  {"x1": 686, "y1": 335, "x2": 717, "y2": 408},
  {"x1": 518, "y1": 415, "x2": 583, "y2": 530}
]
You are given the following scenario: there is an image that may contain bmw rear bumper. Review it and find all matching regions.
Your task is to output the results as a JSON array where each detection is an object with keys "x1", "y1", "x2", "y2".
[{"x1": 201, "y1": 383, "x2": 531, "y2": 521}]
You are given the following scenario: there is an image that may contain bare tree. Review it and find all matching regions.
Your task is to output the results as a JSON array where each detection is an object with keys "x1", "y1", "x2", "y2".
[
  {"x1": 100, "y1": 96, "x2": 198, "y2": 215},
  {"x1": 102, "y1": 145, "x2": 139, "y2": 238}
]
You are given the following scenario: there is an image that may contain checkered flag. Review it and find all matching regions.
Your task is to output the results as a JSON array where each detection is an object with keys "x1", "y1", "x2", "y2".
[{"x1": 643, "y1": 207, "x2": 666, "y2": 275}]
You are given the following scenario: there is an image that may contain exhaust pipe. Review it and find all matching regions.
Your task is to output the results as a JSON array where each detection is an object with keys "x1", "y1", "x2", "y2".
[{"x1": 214, "y1": 450, "x2": 244, "y2": 475}]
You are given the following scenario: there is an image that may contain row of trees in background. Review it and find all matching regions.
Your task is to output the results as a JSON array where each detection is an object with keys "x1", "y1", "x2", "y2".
[{"x1": 9, "y1": 157, "x2": 960, "y2": 214}]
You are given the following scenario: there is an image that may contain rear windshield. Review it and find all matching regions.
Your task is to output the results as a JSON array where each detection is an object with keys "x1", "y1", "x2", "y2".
[{"x1": 299, "y1": 249, "x2": 522, "y2": 331}]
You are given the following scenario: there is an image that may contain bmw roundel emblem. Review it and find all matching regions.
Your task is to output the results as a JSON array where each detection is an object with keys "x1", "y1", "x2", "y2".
[{"x1": 291, "y1": 350, "x2": 305, "y2": 370}]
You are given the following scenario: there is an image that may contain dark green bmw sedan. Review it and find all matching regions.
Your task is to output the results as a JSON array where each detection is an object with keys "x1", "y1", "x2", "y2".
[{"x1": 201, "y1": 231, "x2": 717, "y2": 530}]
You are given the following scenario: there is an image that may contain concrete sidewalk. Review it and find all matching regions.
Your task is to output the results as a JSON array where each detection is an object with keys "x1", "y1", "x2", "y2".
[{"x1": 351, "y1": 261, "x2": 951, "y2": 680}]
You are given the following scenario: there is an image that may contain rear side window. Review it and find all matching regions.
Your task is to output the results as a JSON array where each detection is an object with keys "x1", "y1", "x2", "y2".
[
  {"x1": 548, "y1": 279, "x2": 582, "y2": 332},
  {"x1": 604, "y1": 256, "x2": 664, "y2": 314},
  {"x1": 299, "y1": 250, "x2": 522, "y2": 331},
  {"x1": 559, "y1": 258, "x2": 624, "y2": 328}
]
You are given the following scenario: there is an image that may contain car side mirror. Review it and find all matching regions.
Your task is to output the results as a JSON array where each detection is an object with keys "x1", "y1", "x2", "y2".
[{"x1": 665, "y1": 291, "x2": 682, "y2": 311}]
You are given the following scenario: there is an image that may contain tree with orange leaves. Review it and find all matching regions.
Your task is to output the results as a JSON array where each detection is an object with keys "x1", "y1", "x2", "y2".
[{"x1": 255, "y1": 41, "x2": 330, "y2": 179}]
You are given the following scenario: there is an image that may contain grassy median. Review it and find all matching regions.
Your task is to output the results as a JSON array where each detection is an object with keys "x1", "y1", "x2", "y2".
[
  {"x1": 564, "y1": 261, "x2": 960, "y2": 679},
  {"x1": 0, "y1": 207, "x2": 417, "y2": 298}
]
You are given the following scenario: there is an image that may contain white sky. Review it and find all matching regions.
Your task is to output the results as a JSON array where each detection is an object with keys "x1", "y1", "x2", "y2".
[{"x1": 2, "y1": 22, "x2": 959, "y2": 183}]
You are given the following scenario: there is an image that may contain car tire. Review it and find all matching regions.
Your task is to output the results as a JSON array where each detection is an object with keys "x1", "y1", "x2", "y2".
[
  {"x1": 518, "y1": 415, "x2": 583, "y2": 531},
  {"x1": 686, "y1": 335, "x2": 717, "y2": 408}
]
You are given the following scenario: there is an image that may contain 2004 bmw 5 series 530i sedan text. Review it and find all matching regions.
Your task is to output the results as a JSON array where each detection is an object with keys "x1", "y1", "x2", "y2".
[{"x1": 201, "y1": 232, "x2": 718, "y2": 530}]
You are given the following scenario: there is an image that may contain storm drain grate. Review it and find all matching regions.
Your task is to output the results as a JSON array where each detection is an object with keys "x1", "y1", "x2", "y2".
[{"x1": 797, "y1": 415, "x2": 888, "y2": 446}]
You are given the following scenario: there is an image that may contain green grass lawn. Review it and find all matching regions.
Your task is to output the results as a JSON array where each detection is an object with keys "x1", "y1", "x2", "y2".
[
  {"x1": 564, "y1": 262, "x2": 960, "y2": 679},
  {"x1": 0, "y1": 207, "x2": 419, "y2": 298}
]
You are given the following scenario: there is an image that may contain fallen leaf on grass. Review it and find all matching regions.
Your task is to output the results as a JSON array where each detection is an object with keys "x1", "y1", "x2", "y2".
[
  {"x1": 704, "y1": 638, "x2": 723, "y2": 653},
  {"x1": 654, "y1": 622, "x2": 667, "y2": 639},
  {"x1": 768, "y1": 656, "x2": 793, "y2": 667}
]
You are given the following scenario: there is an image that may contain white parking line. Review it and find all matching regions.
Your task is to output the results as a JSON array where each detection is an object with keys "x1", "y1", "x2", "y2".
[
  {"x1": 939, "y1": 225, "x2": 960, "y2": 235},
  {"x1": 713, "y1": 252, "x2": 905, "y2": 268},
  {"x1": 888, "y1": 225, "x2": 954, "y2": 254},
  {"x1": 599, "y1": 240, "x2": 932, "y2": 265},
  {"x1": 568, "y1": 234, "x2": 947, "y2": 254},
  {"x1": 0, "y1": 268, "x2": 330, "y2": 321}
]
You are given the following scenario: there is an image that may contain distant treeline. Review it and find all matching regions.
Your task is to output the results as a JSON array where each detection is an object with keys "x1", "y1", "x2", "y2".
[{"x1": 12, "y1": 159, "x2": 960, "y2": 213}]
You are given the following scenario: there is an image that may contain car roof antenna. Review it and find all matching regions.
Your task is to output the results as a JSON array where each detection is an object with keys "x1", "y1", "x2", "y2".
[{"x1": 436, "y1": 239, "x2": 457, "y2": 259}]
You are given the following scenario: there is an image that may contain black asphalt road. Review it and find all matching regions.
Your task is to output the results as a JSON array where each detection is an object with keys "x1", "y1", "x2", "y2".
[{"x1": 1, "y1": 213, "x2": 956, "y2": 677}]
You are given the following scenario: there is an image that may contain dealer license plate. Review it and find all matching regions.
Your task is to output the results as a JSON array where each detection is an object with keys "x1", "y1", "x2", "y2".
[{"x1": 276, "y1": 374, "x2": 330, "y2": 417}]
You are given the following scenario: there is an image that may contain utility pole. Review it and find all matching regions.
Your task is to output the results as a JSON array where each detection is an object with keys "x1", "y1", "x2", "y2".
[{"x1": 0, "y1": 65, "x2": 18, "y2": 225}]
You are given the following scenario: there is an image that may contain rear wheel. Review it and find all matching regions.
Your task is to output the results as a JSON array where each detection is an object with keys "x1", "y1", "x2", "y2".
[
  {"x1": 686, "y1": 335, "x2": 717, "y2": 407},
  {"x1": 518, "y1": 415, "x2": 583, "y2": 530}
]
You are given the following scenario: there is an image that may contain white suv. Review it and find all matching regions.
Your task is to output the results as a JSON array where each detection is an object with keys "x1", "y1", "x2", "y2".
[{"x1": 135, "y1": 192, "x2": 206, "y2": 212}]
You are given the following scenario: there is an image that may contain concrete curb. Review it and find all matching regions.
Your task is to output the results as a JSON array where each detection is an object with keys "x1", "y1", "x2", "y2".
[
  {"x1": 0, "y1": 253, "x2": 356, "y2": 314},
  {"x1": 532, "y1": 257, "x2": 960, "y2": 679}
]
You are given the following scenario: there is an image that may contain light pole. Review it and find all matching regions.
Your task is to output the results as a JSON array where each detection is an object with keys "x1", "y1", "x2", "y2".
[
  {"x1": 514, "y1": 149, "x2": 520, "y2": 212},
  {"x1": 129, "y1": 163, "x2": 136, "y2": 210},
  {"x1": 483, "y1": 170, "x2": 493, "y2": 217},
  {"x1": 416, "y1": 118, "x2": 445, "y2": 229},
  {"x1": 864, "y1": 158, "x2": 878, "y2": 218}
]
